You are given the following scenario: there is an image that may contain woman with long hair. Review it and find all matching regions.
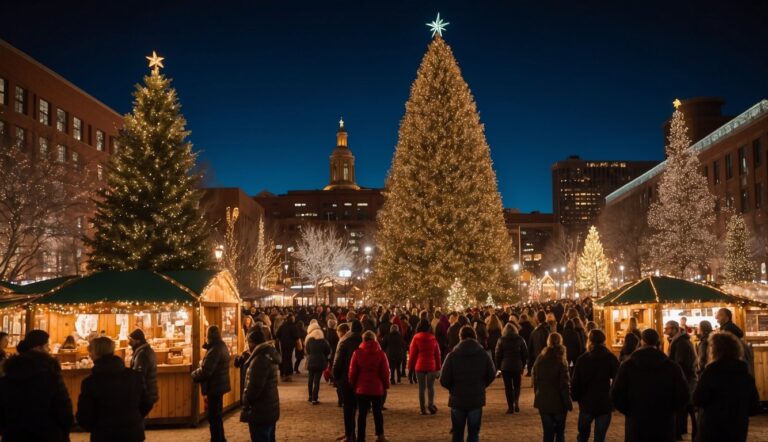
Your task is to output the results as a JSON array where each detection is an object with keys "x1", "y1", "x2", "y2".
[
  {"x1": 486, "y1": 314, "x2": 503, "y2": 355},
  {"x1": 408, "y1": 319, "x2": 441, "y2": 415},
  {"x1": 533, "y1": 333, "x2": 572, "y2": 442}
]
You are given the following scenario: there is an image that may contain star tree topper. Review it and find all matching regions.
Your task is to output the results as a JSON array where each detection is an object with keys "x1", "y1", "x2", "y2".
[
  {"x1": 427, "y1": 12, "x2": 449, "y2": 37},
  {"x1": 673, "y1": 98, "x2": 682, "y2": 109},
  {"x1": 146, "y1": 50, "x2": 165, "y2": 75}
]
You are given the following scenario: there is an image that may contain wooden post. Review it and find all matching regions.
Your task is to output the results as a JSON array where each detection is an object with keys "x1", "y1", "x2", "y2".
[{"x1": 191, "y1": 302, "x2": 201, "y2": 425}]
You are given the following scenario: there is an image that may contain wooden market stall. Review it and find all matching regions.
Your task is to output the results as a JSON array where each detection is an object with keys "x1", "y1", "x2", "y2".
[
  {"x1": 594, "y1": 275, "x2": 768, "y2": 401},
  {"x1": 0, "y1": 276, "x2": 75, "y2": 348},
  {"x1": 4, "y1": 269, "x2": 242, "y2": 426}
]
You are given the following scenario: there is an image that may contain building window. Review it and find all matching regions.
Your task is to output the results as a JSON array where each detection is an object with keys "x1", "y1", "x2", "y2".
[
  {"x1": 738, "y1": 146, "x2": 747, "y2": 176},
  {"x1": 740, "y1": 189, "x2": 749, "y2": 213},
  {"x1": 0, "y1": 78, "x2": 6, "y2": 105},
  {"x1": 73, "y1": 117, "x2": 82, "y2": 141},
  {"x1": 39, "y1": 137, "x2": 49, "y2": 155},
  {"x1": 39, "y1": 99, "x2": 50, "y2": 125},
  {"x1": 756, "y1": 183, "x2": 764, "y2": 209},
  {"x1": 14, "y1": 86, "x2": 26, "y2": 114},
  {"x1": 15, "y1": 127, "x2": 25, "y2": 149},
  {"x1": 702, "y1": 165, "x2": 708, "y2": 181},
  {"x1": 343, "y1": 162, "x2": 349, "y2": 180},
  {"x1": 97, "y1": 164, "x2": 104, "y2": 181},
  {"x1": 713, "y1": 160, "x2": 720, "y2": 184},
  {"x1": 76, "y1": 216, "x2": 84, "y2": 231},
  {"x1": 754, "y1": 138, "x2": 762, "y2": 168},
  {"x1": 57, "y1": 109, "x2": 67, "y2": 133},
  {"x1": 725, "y1": 153, "x2": 733, "y2": 179},
  {"x1": 725, "y1": 192, "x2": 734, "y2": 209},
  {"x1": 96, "y1": 130, "x2": 104, "y2": 151},
  {"x1": 112, "y1": 139, "x2": 119, "y2": 154},
  {"x1": 57, "y1": 145, "x2": 66, "y2": 163},
  {"x1": 71, "y1": 151, "x2": 79, "y2": 171}
]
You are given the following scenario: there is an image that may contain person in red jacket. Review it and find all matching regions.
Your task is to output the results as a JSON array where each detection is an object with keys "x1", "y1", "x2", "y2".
[
  {"x1": 408, "y1": 319, "x2": 442, "y2": 415},
  {"x1": 349, "y1": 331, "x2": 390, "y2": 442}
]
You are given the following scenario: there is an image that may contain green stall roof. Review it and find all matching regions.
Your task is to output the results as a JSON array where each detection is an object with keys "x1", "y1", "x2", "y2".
[
  {"x1": 35, "y1": 270, "x2": 198, "y2": 305},
  {"x1": 596, "y1": 276, "x2": 761, "y2": 306},
  {"x1": 160, "y1": 270, "x2": 220, "y2": 296},
  {"x1": 12, "y1": 276, "x2": 79, "y2": 295}
]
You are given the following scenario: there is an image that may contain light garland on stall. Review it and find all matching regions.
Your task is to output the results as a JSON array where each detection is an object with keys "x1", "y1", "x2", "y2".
[{"x1": 37, "y1": 300, "x2": 196, "y2": 315}]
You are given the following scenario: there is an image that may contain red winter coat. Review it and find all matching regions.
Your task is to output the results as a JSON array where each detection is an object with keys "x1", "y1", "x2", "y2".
[
  {"x1": 348, "y1": 340, "x2": 390, "y2": 396},
  {"x1": 408, "y1": 332, "x2": 441, "y2": 373}
]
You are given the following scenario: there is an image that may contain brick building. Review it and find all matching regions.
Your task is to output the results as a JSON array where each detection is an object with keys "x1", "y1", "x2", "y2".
[
  {"x1": 0, "y1": 39, "x2": 122, "y2": 281},
  {"x1": 606, "y1": 98, "x2": 768, "y2": 280}
]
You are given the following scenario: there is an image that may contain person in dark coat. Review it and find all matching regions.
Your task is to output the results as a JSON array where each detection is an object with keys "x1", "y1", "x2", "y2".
[
  {"x1": 235, "y1": 333, "x2": 258, "y2": 396},
  {"x1": 571, "y1": 329, "x2": 619, "y2": 442},
  {"x1": 129, "y1": 328, "x2": 159, "y2": 406},
  {"x1": 486, "y1": 315, "x2": 503, "y2": 356},
  {"x1": 348, "y1": 331, "x2": 390, "y2": 442},
  {"x1": 446, "y1": 315, "x2": 463, "y2": 352},
  {"x1": 695, "y1": 321, "x2": 713, "y2": 376},
  {"x1": 0, "y1": 329, "x2": 74, "y2": 442},
  {"x1": 0, "y1": 331, "x2": 8, "y2": 377},
  {"x1": 440, "y1": 326, "x2": 496, "y2": 442},
  {"x1": 665, "y1": 320, "x2": 698, "y2": 440},
  {"x1": 611, "y1": 328, "x2": 689, "y2": 442},
  {"x1": 241, "y1": 326, "x2": 282, "y2": 442},
  {"x1": 533, "y1": 333, "x2": 572, "y2": 442},
  {"x1": 528, "y1": 311, "x2": 550, "y2": 373},
  {"x1": 77, "y1": 337, "x2": 152, "y2": 442},
  {"x1": 562, "y1": 319, "x2": 585, "y2": 372},
  {"x1": 333, "y1": 319, "x2": 364, "y2": 442},
  {"x1": 294, "y1": 320, "x2": 308, "y2": 374},
  {"x1": 692, "y1": 331, "x2": 759, "y2": 442},
  {"x1": 381, "y1": 324, "x2": 405, "y2": 384},
  {"x1": 275, "y1": 314, "x2": 299, "y2": 381},
  {"x1": 494, "y1": 323, "x2": 528, "y2": 413},
  {"x1": 619, "y1": 332, "x2": 639, "y2": 363},
  {"x1": 517, "y1": 314, "x2": 534, "y2": 374},
  {"x1": 191, "y1": 325, "x2": 232, "y2": 442},
  {"x1": 327, "y1": 319, "x2": 340, "y2": 367},
  {"x1": 305, "y1": 320, "x2": 331, "y2": 404}
]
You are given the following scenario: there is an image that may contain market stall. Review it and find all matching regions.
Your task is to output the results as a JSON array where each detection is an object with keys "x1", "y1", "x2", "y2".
[
  {"x1": 0, "y1": 276, "x2": 75, "y2": 348},
  {"x1": 7, "y1": 269, "x2": 242, "y2": 425},
  {"x1": 594, "y1": 275, "x2": 768, "y2": 400}
]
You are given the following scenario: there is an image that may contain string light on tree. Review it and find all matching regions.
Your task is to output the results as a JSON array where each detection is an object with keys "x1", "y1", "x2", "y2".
[
  {"x1": 576, "y1": 226, "x2": 611, "y2": 295},
  {"x1": 724, "y1": 213, "x2": 755, "y2": 283},
  {"x1": 446, "y1": 278, "x2": 470, "y2": 312}
]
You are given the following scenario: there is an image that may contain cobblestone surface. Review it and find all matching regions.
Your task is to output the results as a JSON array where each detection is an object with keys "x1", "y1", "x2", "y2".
[{"x1": 71, "y1": 372, "x2": 768, "y2": 441}]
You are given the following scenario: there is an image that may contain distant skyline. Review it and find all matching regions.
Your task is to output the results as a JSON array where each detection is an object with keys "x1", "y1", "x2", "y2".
[{"x1": 3, "y1": 0, "x2": 767, "y2": 212}]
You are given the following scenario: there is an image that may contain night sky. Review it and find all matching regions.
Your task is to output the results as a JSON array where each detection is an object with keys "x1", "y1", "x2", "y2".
[{"x1": 3, "y1": 1, "x2": 768, "y2": 212}]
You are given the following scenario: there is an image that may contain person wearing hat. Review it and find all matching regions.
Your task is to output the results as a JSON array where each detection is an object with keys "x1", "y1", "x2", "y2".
[
  {"x1": 0, "y1": 329, "x2": 74, "y2": 441},
  {"x1": 192, "y1": 325, "x2": 231, "y2": 442},
  {"x1": 571, "y1": 329, "x2": 619, "y2": 442},
  {"x1": 241, "y1": 325, "x2": 281, "y2": 441},
  {"x1": 129, "y1": 329, "x2": 158, "y2": 406}
]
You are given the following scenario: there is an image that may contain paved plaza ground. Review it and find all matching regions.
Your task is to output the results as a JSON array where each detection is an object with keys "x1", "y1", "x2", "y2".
[{"x1": 72, "y1": 371, "x2": 768, "y2": 441}]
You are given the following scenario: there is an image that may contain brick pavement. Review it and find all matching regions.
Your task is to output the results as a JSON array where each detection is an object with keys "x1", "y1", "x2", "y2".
[{"x1": 71, "y1": 371, "x2": 768, "y2": 441}]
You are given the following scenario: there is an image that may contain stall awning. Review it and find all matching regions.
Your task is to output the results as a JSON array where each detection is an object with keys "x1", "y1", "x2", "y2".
[
  {"x1": 595, "y1": 276, "x2": 763, "y2": 306},
  {"x1": 160, "y1": 270, "x2": 219, "y2": 296},
  {"x1": 34, "y1": 270, "x2": 199, "y2": 305},
  {"x1": 11, "y1": 276, "x2": 79, "y2": 295}
]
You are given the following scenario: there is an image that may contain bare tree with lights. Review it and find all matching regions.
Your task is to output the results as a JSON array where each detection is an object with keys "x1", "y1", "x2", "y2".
[
  {"x1": 294, "y1": 224, "x2": 354, "y2": 304},
  {"x1": 250, "y1": 217, "x2": 280, "y2": 290},
  {"x1": 87, "y1": 52, "x2": 211, "y2": 271},
  {"x1": 373, "y1": 21, "x2": 514, "y2": 306},
  {"x1": 648, "y1": 100, "x2": 715, "y2": 277}
]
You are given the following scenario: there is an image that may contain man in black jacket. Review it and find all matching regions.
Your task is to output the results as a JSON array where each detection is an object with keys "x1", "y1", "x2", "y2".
[
  {"x1": 611, "y1": 329, "x2": 689, "y2": 442},
  {"x1": 0, "y1": 330, "x2": 73, "y2": 442},
  {"x1": 129, "y1": 328, "x2": 159, "y2": 406},
  {"x1": 571, "y1": 329, "x2": 619, "y2": 442},
  {"x1": 275, "y1": 314, "x2": 299, "y2": 381},
  {"x1": 192, "y1": 325, "x2": 232, "y2": 442},
  {"x1": 665, "y1": 320, "x2": 697, "y2": 440},
  {"x1": 332, "y1": 319, "x2": 363, "y2": 442},
  {"x1": 241, "y1": 326, "x2": 282, "y2": 441},
  {"x1": 527, "y1": 311, "x2": 550, "y2": 375},
  {"x1": 77, "y1": 337, "x2": 152, "y2": 442},
  {"x1": 440, "y1": 326, "x2": 496, "y2": 442}
]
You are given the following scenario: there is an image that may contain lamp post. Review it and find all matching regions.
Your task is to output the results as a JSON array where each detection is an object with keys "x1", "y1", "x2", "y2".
[
  {"x1": 214, "y1": 244, "x2": 224, "y2": 264},
  {"x1": 512, "y1": 263, "x2": 521, "y2": 301},
  {"x1": 619, "y1": 264, "x2": 625, "y2": 284}
]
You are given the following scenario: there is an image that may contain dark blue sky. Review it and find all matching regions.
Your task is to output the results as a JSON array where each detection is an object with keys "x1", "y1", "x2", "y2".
[{"x1": 4, "y1": 1, "x2": 768, "y2": 211}]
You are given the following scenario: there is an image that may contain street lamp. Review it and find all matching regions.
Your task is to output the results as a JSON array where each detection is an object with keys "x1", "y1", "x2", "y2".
[
  {"x1": 619, "y1": 265, "x2": 625, "y2": 283},
  {"x1": 214, "y1": 244, "x2": 224, "y2": 262}
]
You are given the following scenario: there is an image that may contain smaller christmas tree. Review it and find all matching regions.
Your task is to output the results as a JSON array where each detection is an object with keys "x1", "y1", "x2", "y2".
[
  {"x1": 484, "y1": 293, "x2": 496, "y2": 308},
  {"x1": 446, "y1": 278, "x2": 471, "y2": 312},
  {"x1": 724, "y1": 214, "x2": 755, "y2": 283},
  {"x1": 576, "y1": 226, "x2": 612, "y2": 295}
]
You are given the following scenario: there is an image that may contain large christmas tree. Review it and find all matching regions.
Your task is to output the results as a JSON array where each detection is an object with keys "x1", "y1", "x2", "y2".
[
  {"x1": 87, "y1": 53, "x2": 211, "y2": 271},
  {"x1": 373, "y1": 27, "x2": 514, "y2": 306},
  {"x1": 576, "y1": 226, "x2": 611, "y2": 295},
  {"x1": 648, "y1": 100, "x2": 715, "y2": 277},
  {"x1": 723, "y1": 213, "x2": 755, "y2": 283}
]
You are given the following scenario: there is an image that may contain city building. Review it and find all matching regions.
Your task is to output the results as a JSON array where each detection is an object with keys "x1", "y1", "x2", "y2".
[
  {"x1": 0, "y1": 39, "x2": 122, "y2": 281},
  {"x1": 551, "y1": 155, "x2": 658, "y2": 236},
  {"x1": 254, "y1": 120, "x2": 384, "y2": 281},
  {"x1": 606, "y1": 98, "x2": 768, "y2": 279},
  {"x1": 503, "y1": 209, "x2": 556, "y2": 275}
]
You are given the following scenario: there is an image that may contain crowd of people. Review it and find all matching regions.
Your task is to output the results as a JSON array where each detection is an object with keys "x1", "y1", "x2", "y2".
[{"x1": 0, "y1": 298, "x2": 762, "y2": 442}]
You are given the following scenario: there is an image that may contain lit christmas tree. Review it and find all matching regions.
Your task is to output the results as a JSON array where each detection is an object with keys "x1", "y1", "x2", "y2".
[
  {"x1": 372, "y1": 18, "x2": 514, "y2": 306},
  {"x1": 446, "y1": 278, "x2": 471, "y2": 312},
  {"x1": 88, "y1": 52, "x2": 211, "y2": 271},
  {"x1": 648, "y1": 100, "x2": 715, "y2": 277},
  {"x1": 724, "y1": 214, "x2": 755, "y2": 283},
  {"x1": 484, "y1": 292, "x2": 496, "y2": 308},
  {"x1": 576, "y1": 226, "x2": 612, "y2": 295}
]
